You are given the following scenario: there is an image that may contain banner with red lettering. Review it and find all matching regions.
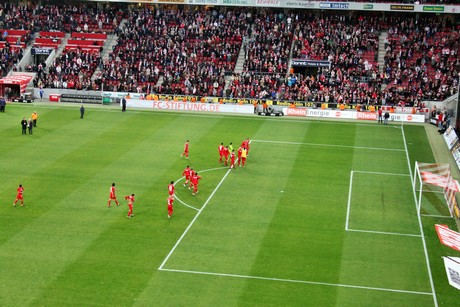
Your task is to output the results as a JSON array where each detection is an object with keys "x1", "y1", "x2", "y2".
[{"x1": 436, "y1": 224, "x2": 460, "y2": 252}]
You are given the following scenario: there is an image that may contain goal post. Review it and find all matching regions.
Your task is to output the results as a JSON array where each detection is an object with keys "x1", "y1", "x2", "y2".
[{"x1": 413, "y1": 162, "x2": 460, "y2": 219}]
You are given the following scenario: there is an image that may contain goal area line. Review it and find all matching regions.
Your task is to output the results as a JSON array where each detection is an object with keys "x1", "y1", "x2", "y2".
[{"x1": 345, "y1": 170, "x2": 420, "y2": 237}]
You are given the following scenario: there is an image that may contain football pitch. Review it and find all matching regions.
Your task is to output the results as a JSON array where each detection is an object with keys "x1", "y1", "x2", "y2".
[{"x1": 1, "y1": 103, "x2": 459, "y2": 306}]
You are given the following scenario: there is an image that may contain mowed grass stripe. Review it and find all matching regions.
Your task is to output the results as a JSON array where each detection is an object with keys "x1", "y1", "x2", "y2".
[{"x1": 237, "y1": 125, "x2": 356, "y2": 305}]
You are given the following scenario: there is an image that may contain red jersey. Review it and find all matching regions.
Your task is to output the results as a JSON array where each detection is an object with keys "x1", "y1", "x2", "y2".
[
  {"x1": 109, "y1": 186, "x2": 116, "y2": 198},
  {"x1": 182, "y1": 167, "x2": 191, "y2": 179},
  {"x1": 230, "y1": 152, "x2": 236, "y2": 162},
  {"x1": 167, "y1": 196, "x2": 174, "y2": 208},
  {"x1": 191, "y1": 174, "x2": 201, "y2": 185},
  {"x1": 223, "y1": 147, "x2": 229, "y2": 158},
  {"x1": 237, "y1": 147, "x2": 243, "y2": 158},
  {"x1": 218, "y1": 144, "x2": 224, "y2": 156},
  {"x1": 184, "y1": 142, "x2": 189, "y2": 152},
  {"x1": 17, "y1": 186, "x2": 24, "y2": 195},
  {"x1": 125, "y1": 195, "x2": 135, "y2": 204},
  {"x1": 168, "y1": 183, "x2": 175, "y2": 196},
  {"x1": 188, "y1": 169, "x2": 195, "y2": 179}
]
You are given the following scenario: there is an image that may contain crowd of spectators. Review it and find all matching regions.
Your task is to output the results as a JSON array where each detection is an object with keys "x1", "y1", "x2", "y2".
[
  {"x1": 33, "y1": 49, "x2": 101, "y2": 90},
  {"x1": 230, "y1": 13, "x2": 382, "y2": 103},
  {"x1": 383, "y1": 15, "x2": 459, "y2": 104},
  {"x1": 229, "y1": 11, "x2": 458, "y2": 106},
  {"x1": 0, "y1": 44, "x2": 22, "y2": 77},
  {"x1": 0, "y1": 1, "x2": 122, "y2": 34},
  {"x1": 100, "y1": 7, "x2": 248, "y2": 95},
  {"x1": 0, "y1": 2, "x2": 458, "y2": 106}
]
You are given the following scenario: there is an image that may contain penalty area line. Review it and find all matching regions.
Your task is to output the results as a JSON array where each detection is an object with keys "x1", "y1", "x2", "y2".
[
  {"x1": 159, "y1": 268, "x2": 432, "y2": 296},
  {"x1": 252, "y1": 139, "x2": 404, "y2": 152},
  {"x1": 158, "y1": 168, "x2": 232, "y2": 270}
]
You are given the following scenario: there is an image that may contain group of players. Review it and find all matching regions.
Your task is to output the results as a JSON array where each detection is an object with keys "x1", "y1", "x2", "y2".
[
  {"x1": 218, "y1": 138, "x2": 250, "y2": 169},
  {"x1": 12, "y1": 138, "x2": 251, "y2": 220},
  {"x1": 107, "y1": 183, "x2": 136, "y2": 218}
]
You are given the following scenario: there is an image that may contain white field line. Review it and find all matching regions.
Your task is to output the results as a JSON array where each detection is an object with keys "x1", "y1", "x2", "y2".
[
  {"x1": 345, "y1": 171, "x2": 354, "y2": 231},
  {"x1": 346, "y1": 170, "x2": 419, "y2": 237},
  {"x1": 173, "y1": 167, "x2": 228, "y2": 211},
  {"x1": 347, "y1": 228, "x2": 421, "y2": 238},
  {"x1": 420, "y1": 214, "x2": 452, "y2": 218},
  {"x1": 158, "y1": 168, "x2": 232, "y2": 270},
  {"x1": 401, "y1": 123, "x2": 438, "y2": 306},
  {"x1": 159, "y1": 268, "x2": 432, "y2": 296},
  {"x1": 353, "y1": 170, "x2": 410, "y2": 177},
  {"x1": 252, "y1": 139, "x2": 404, "y2": 152},
  {"x1": 174, "y1": 194, "x2": 199, "y2": 211},
  {"x1": 416, "y1": 190, "x2": 444, "y2": 194}
]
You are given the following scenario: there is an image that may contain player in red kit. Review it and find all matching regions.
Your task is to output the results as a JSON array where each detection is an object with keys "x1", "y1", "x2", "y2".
[
  {"x1": 168, "y1": 181, "x2": 175, "y2": 197},
  {"x1": 188, "y1": 168, "x2": 196, "y2": 190},
  {"x1": 125, "y1": 194, "x2": 135, "y2": 218},
  {"x1": 13, "y1": 184, "x2": 24, "y2": 206},
  {"x1": 191, "y1": 172, "x2": 202, "y2": 196},
  {"x1": 229, "y1": 150, "x2": 236, "y2": 169},
  {"x1": 241, "y1": 138, "x2": 250, "y2": 155},
  {"x1": 218, "y1": 143, "x2": 224, "y2": 164},
  {"x1": 241, "y1": 146, "x2": 247, "y2": 167},
  {"x1": 237, "y1": 146, "x2": 243, "y2": 167},
  {"x1": 182, "y1": 165, "x2": 191, "y2": 187},
  {"x1": 108, "y1": 183, "x2": 120, "y2": 207},
  {"x1": 222, "y1": 146, "x2": 229, "y2": 166},
  {"x1": 181, "y1": 140, "x2": 189, "y2": 159},
  {"x1": 167, "y1": 195, "x2": 174, "y2": 219}
]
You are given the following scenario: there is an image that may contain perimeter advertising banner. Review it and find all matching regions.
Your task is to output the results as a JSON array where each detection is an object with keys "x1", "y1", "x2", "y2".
[
  {"x1": 282, "y1": 109, "x2": 425, "y2": 123},
  {"x1": 93, "y1": 1, "x2": 460, "y2": 14},
  {"x1": 126, "y1": 99, "x2": 254, "y2": 114},
  {"x1": 443, "y1": 257, "x2": 460, "y2": 291},
  {"x1": 435, "y1": 224, "x2": 460, "y2": 252}
]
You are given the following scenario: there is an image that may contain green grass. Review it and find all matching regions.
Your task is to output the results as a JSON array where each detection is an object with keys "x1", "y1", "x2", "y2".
[{"x1": 0, "y1": 103, "x2": 459, "y2": 306}]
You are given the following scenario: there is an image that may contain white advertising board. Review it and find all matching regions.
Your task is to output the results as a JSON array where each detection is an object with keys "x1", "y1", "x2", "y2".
[{"x1": 126, "y1": 99, "x2": 254, "y2": 114}]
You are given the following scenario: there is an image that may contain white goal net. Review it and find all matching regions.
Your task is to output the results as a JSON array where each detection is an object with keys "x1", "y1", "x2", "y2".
[{"x1": 413, "y1": 162, "x2": 460, "y2": 219}]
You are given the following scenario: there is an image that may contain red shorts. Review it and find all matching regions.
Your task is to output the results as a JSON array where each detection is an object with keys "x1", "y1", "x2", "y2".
[
  {"x1": 109, "y1": 195, "x2": 116, "y2": 199},
  {"x1": 16, "y1": 194, "x2": 23, "y2": 200}
]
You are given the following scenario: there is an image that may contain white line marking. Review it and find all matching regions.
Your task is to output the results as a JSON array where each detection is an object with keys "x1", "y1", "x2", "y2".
[
  {"x1": 173, "y1": 167, "x2": 228, "y2": 211},
  {"x1": 347, "y1": 228, "x2": 421, "y2": 238},
  {"x1": 401, "y1": 123, "x2": 438, "y2": 306},
  {"x1": 345, "y1": 171, "x2": 353, "y2": 231},
  {"x1": 417, "y1": 190, "x2": 444, "y2": 194},
  {"x1": 353, "y1": 170, "x2": 410, "y2": 177},
  {"x1": 158, "y1": 168, "x2": 232, "y2": 270},
  {"x1": 420, "y1": 214, "x2": 452, "y2": 218},
  {"x1": 252, "y1": 139, "x2": 404, "y2": 152},
  {"x1": 346, "y1": 170, "x2": 416, "y2": 234},
  {"x1": 174, "y1": 194, "x2": 199, "y2": 211},
  {"x1": 159, "y1": 268, "x2": 432, "y2": 296}
]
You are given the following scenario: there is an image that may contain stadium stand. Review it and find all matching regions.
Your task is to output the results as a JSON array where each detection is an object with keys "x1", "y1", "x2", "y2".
[
  {"x1": 100, "y1": 7, "x2": 247, "y2": 95},
  {"x1": 0, "y1": 1, "x2": 458, "y2": 106}
]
